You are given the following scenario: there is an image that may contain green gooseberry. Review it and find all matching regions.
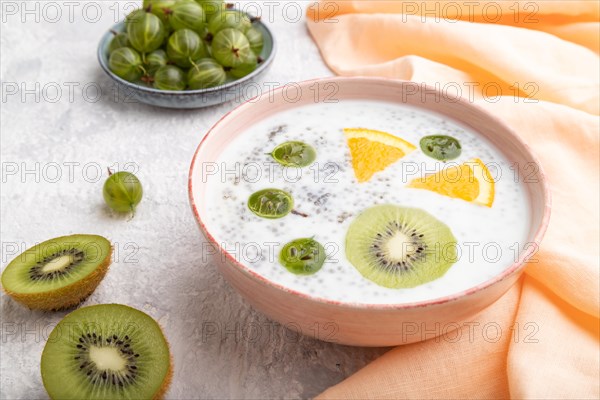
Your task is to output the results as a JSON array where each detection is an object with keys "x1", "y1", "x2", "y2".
[
  {"x1": 108, "y1": 47, "x2": 144, "y2": 82},
  {"x1": 245, "y1": 26, "x2": 264, "y2": 55},
  {"x1": 167, "y1": 29, "x2": 208, "y2": 68},
  {"x1": 419, "y1": 135, "x2": 462, "y2": 161},
  {"x1": 145, "y1": 49, "x2": 168, "y2": 74},
  {"x1": 228, "y1": 52, "x2": 257, "y2": 79},
  {"x1": 247, "y1": 188, "x2": 293, "y2": 219},
  {"x1": 143, "y1": 0, "x2": 176, "y2": 23},
  {"x1": 188, "y1": 58, "x2": 226, "y2": 89},
  {"x1": 279, "y1": 238, "x2": 326, "y2": 275},
  {"x1": 268, "y1": 141, "x2": 317, "y2": 168},
  {"x1": 108, "y1": 32, "x2": 130, "y2": 54},
  {"x1": 127, "y1": 11, "x2": 166, "y2": 53},
  {"x1": 168, "y1": 1, "x2": 206, "y2": 32},
  {"x1": 207, "y1": 10, "x2": 251, "y2": 35},
  {"x1": 229, "y1": 64, "x2": 257, "y2": 79},
  {"x1": 125, "y1": 9, "x2": 147, "y2": 28},
  {"x1": 211, "y1": 28, "x2": 252, "y2": 68},
  {"x1": 195, "y1": 0, "x2": 226, "y2": 19},
  {"x1": 153, "y1": 65, "x2": 186, "y2": 91},
  {"x1": 103, "y1": 171, "x2": 143, "y2": 213}
]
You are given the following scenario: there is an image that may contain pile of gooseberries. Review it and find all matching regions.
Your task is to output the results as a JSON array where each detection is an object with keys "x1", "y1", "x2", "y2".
[{"x1": 107, "y1": 0, "x2": 265, "y2": 91}]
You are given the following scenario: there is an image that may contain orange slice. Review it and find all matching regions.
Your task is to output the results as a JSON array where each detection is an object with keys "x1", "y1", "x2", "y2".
[
  {"x1": 344, "y1": 128, "x2": 416, "y2": 183},
  {"x1": 408, "y1": 158, "x2": 495, "y2": 207}
]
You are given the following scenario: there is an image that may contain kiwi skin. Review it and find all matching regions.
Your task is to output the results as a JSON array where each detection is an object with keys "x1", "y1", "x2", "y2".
[
  {"x1": 153, "y1": 360, "x2": 173, "y2": 400},
  {"x1": 142, "y1": 341, "x2": 173, "y2": 400},
  {"x1": 5, "y1": 254, "x2": 111, "y2": 311},
  {"x1": 1, "y1": 235, "x2": 112, "y2": 311}
]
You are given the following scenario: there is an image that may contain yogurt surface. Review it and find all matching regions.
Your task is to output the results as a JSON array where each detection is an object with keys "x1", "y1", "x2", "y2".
[{"x1": 203, "y1": 100, "x2": 531, "y2": 304}]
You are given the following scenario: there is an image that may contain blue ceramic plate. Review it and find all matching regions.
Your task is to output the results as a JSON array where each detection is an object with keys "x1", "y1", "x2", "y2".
[{"x1": 97, "y1": 16, "x2": 276, "y2": 109}]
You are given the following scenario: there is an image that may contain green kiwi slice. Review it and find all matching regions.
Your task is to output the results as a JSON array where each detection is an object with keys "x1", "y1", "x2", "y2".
[
  {"x1": 41, "y1": 304, "x2": 172, "y2": 399},
  {"x1": 1, "y1": 234, "x2": 112, "y2": 310},
  {"x1": 345, "y1": 205, "x2": 457, "y2": 288}
]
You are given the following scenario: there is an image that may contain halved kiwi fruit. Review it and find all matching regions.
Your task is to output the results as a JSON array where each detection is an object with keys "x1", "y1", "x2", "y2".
[
  {"x1": 1, "y1": 234, "x2": 112, "y2": 310},
  {"x1": 345, "y1": 205, "x2": 457, "y2": 288},
  {"x1": 41, "y1": 304, "x2": 172, "y2": 400}
]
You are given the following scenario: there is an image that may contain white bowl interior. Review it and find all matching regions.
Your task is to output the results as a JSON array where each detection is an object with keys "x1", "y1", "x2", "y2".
[{"x1": 189, "y1": 78, "x2": 549, "y2": 304}]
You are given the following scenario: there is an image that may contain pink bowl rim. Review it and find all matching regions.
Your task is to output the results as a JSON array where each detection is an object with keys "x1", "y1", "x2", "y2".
[{"x1": 188, "y1": 76, "x2": 552, "y2": 310}]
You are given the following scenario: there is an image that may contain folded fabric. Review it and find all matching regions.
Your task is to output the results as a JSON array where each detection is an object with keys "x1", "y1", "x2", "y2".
[{"x1": 306, "y1": 2, "x2": 599, "y2": 398}]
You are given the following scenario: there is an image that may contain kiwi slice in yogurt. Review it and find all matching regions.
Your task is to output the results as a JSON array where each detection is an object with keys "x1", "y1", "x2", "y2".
[{"x1": 345, "y1": 205, "x2": 457, "y2": 289}]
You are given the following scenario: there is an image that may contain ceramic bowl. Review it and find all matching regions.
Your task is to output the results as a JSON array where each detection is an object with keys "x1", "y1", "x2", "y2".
[
  {"x1": 188, "y1": 77, "x2": 551, "y2": 346},
  {"x1": 97, "y1": 17, "x2": 276, "y2": 109}
]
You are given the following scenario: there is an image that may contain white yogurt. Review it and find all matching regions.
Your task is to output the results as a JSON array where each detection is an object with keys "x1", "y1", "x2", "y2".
[{"x1": 203, "y1": 100, "x2": 531, "y2": 304}]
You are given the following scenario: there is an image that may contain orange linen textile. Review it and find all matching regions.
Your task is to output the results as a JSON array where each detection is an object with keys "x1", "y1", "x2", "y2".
[{"x1": 306, "y1": 1, "x2": 600, "y2": 399}]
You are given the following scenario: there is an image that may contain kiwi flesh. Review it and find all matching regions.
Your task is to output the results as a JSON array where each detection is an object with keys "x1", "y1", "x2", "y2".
[
  {"x1": 41, "y1": 304, "x2": 172, "y2": 400},
  {"x1": 1, "y1": 234, "x2": 112, "y2": 310},
  {"x1": 345, "y1": 205, "x2": 457, "y2": 288}
]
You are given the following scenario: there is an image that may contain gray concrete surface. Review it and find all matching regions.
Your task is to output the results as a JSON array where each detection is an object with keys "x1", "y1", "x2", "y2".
[{"x1": 0, "y1": 1, "x2": 389, "y2": 398}]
